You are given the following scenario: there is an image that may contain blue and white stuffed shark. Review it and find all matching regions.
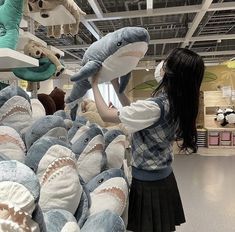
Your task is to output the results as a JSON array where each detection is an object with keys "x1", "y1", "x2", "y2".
[{"x1": 66, "y1": 27, "x2": 150, "y2": 103}]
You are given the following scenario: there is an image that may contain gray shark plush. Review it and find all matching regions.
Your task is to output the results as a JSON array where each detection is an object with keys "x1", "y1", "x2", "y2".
[
  {"x1": 25, "y1": 137, "x2": 82, "y2": 215},
  {"x1": 0, "y1": 126, "x2": 26, "y2": 162},
  {"x1": 81, "y1": 210, "x2": 125, "y2": 232},
  {"x1": 44, "y1": 209, "x2": 80, "y2": 232},
  {"x1": 104, "y1": 129, "x2": 127, "y2": 169},
  {"x1": 66, "y1": 27, "x2": 150, "y2": 103},
  {"x1": 0, "y1": 160, "x2": 41, "y2": 231},
  {"x1": 71, "y1": 125, "x2": 107, "y2": 183},
  {"x1": 24, "y1": 115, "x2": 67, "y2": 150},
  {"x1": 0, "y1": 85, "x2": 32, "y2": 134},
  {"x1": 85, "y1": 168, "x2": 126, "y2": 193}
]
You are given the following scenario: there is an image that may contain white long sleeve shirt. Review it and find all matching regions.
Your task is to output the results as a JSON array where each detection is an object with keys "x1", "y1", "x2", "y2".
[{"x1": 118, "y1": 100, "x2": 161, "y2": 134}]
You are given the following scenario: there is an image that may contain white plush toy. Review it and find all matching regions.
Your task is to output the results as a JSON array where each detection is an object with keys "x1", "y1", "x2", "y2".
[
  {"x1": 25, "y1": 0, "x2": 86, "y2": 37},
  {"x1": 24, "y1": 40, "x2": 65, "y2": 77},
  {"x1": 224, "y1": 108, "x2": 235, "y2": 124}
]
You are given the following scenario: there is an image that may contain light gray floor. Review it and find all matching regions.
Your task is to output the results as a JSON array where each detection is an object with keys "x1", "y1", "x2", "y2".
[{"x1": 173, "y1": 154, "x2": 235, "y2": 232}]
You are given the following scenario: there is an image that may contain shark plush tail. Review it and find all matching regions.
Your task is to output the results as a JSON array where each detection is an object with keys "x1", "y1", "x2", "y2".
[{"x1": 66, "y1": 79, "x2": 91, "y2": 103}]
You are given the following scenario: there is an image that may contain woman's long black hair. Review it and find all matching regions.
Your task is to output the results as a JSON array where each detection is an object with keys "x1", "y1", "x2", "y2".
[{"x1": 153, "y1": 48, "x2": 205, "y2": 152}]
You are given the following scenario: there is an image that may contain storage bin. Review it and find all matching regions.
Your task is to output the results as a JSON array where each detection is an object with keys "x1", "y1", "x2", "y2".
[
  {"x1": 208, "y1": 136, "x2": 219, "y2": 145},
  {"x1": 220, "y1": 132, "x2": 231, "y2": 141},
  {"x1": 220, "y1": 141, "x2": 232, "y2": 146},
  {"x1": 209, "y1": 131, "x2": 219, "y2": 136}
]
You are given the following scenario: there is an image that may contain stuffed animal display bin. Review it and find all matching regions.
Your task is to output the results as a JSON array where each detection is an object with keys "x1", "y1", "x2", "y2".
[
  {"x1": 0, "y1": 0, "x2": 23, "y2": 49},
  {"x1": 66, "y1": 26, "x2": 150, "y2": 103},
  {"x1": 13, "y1": 58, "x2": 57, "y2": 82}
]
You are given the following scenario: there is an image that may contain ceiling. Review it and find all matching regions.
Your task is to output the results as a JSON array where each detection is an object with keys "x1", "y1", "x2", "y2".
[{"x1": 34, "y1": 0, "x2": 235, "y2": 69}]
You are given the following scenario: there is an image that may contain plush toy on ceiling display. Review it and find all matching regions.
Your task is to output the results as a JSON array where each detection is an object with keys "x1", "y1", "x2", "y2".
[
  {"x1": 24, "y1": 40, "x2": 65, "y2": 77},
  {"x1": 26, "y1": 0, "x2": 86, "y2": 38},
  {"x1": 66, "y1": 27, "x2": 150, "y2": 103},
  {"x1": 0, "y1": 0, "x2": 23, "y2": 49}
]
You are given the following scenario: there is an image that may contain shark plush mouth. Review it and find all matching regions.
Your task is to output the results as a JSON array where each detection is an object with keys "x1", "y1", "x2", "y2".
[
  {"x1": 0, "y1": 203, "x2": 39, "y2": 232},
  {"x1": 0, "y1": 126, "x2": 26, "y2": 151},
  {"x1": 90, "y1": 177, "x2": 128, "y2": 216},
  {"x1": 36, "y1": 144, "x2": 82, "y2": 214},
  {"x1": 41, "y1": 157, "x2": 77, "y2": 185},
  {"x1": 81, "y1": 140, "x2": 104, "y2": 156},
  {"x1": 0, "y1": 96, "x2": 31, "y2": 123},
  {"x1": 0, "y1": 160, "x2": 41, "y2": 232},
  {"x1": 0, "y1": 126, "x2": 26, "y2": 162},
  {"x1": 0, "y1": 135, "x2": 25, "y2": 151}
]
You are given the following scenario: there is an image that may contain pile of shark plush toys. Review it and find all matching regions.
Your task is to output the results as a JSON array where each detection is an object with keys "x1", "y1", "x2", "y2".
[
  {"x1": 0, "y1": 85, "x2": 131, "y2": 232},
  {"x1": 0, "y1": 25, "x2": 150, "y2": 231}
]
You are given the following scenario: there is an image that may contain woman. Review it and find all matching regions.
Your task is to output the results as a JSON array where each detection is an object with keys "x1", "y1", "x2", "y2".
[{"x1": 91, "y1": 48, "x2": 205, "y2": 232}]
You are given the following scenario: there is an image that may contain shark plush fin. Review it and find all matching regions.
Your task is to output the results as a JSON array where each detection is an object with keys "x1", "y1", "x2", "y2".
[
  {"x1": 119, "y1": 72, "x2": 131, "y2": 93},
  {"x1": 70, "y1": 61, "x2": 102, "y2": 82},
  {"x1": 65, "y1": 79, "x2": 91, "y2": 103}
]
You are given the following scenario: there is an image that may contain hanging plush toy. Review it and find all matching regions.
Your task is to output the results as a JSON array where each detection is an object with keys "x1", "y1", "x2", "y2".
[
  {"x1": 24, "y1": 40, "x2": 65, "y2": 77},
  {"x1": 26, "y1": 0, "x2": 86, "y2": 38},
  {"x1": 0, "y1": 0, "x2": 23, "y2": 49},
  {"x1": 66, "y1": 27, "x2": 150, "y2": 104}
]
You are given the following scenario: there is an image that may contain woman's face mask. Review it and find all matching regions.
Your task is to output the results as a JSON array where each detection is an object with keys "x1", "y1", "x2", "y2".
[{"x1": 154, "y1": 60, "x2": 164, "y2": 83}]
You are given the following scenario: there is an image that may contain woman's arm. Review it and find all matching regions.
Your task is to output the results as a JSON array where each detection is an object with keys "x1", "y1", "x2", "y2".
[
  {"x1": 111, "y1": 79, "x2": 131, "y2": 106},
  {"x1": 91, "y1": 77, "x2": 121, "y2": 123}
]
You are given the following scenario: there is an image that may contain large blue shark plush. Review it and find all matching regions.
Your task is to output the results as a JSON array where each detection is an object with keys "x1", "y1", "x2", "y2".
[{"x1": 66, "y1": 27, "x2": 150, "y2": 103}]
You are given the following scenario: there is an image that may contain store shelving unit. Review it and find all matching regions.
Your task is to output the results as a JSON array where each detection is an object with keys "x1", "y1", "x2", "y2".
[
  {"x1": 203, "y1": 91, "x2": 235, "y2": 148},
  {"x1": 197, "y1": 129, "x2": 207, "y2": 147},
  {"x1": 0, "y1": 48, "x2": 38, "y2": 70},
  {"x1": 17, "y1": 29, "x2": 47, "y2": 51},
  {"x1": 207, "y1": 128, "x2": 235, "y2": 148},
  {"x1": 28, "y1": 5, "x2": 76, "y2": 26}
]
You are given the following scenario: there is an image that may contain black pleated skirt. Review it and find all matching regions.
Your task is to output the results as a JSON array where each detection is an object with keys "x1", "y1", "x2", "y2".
[{"x1": 127, "y1": 172, "x2": 185, "y2": 232}]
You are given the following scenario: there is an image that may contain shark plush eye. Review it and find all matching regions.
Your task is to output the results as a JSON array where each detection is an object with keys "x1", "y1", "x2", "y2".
[
  {"x1": 98, "y1": 178, "x2": 104, "y2": 184},
  {"x1": 84, "y1": 138, "x2": 89, "y2": 144},
  {"x1": 117, "y1": 42, "x2": 122, "y2": 46}
]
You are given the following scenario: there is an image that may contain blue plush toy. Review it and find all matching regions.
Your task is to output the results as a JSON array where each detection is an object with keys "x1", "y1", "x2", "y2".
[
  {"x1": 0, "y1": 0, "x2": 23, "y2": 49},
  {"x1": 13, "y1": 57, "x2": 56, "y2": 82},
  {"x1": 66, "y1": 27, "x2": 150, "y2": 103}
]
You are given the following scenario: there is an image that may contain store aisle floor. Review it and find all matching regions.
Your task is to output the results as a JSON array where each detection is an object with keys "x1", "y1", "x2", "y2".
[{"x1": 173, "y1": 154, "x2": 235, "y2": 232}]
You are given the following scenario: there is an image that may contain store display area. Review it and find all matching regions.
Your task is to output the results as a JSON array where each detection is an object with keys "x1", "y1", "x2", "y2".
[{"x1": 0, "y1": 0, "x2": 235, "y2": 231}]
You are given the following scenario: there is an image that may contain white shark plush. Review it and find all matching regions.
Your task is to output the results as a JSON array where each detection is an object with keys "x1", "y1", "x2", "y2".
[{"x1": 66, "y1": 27, "x2": 150, "y2": 103}]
